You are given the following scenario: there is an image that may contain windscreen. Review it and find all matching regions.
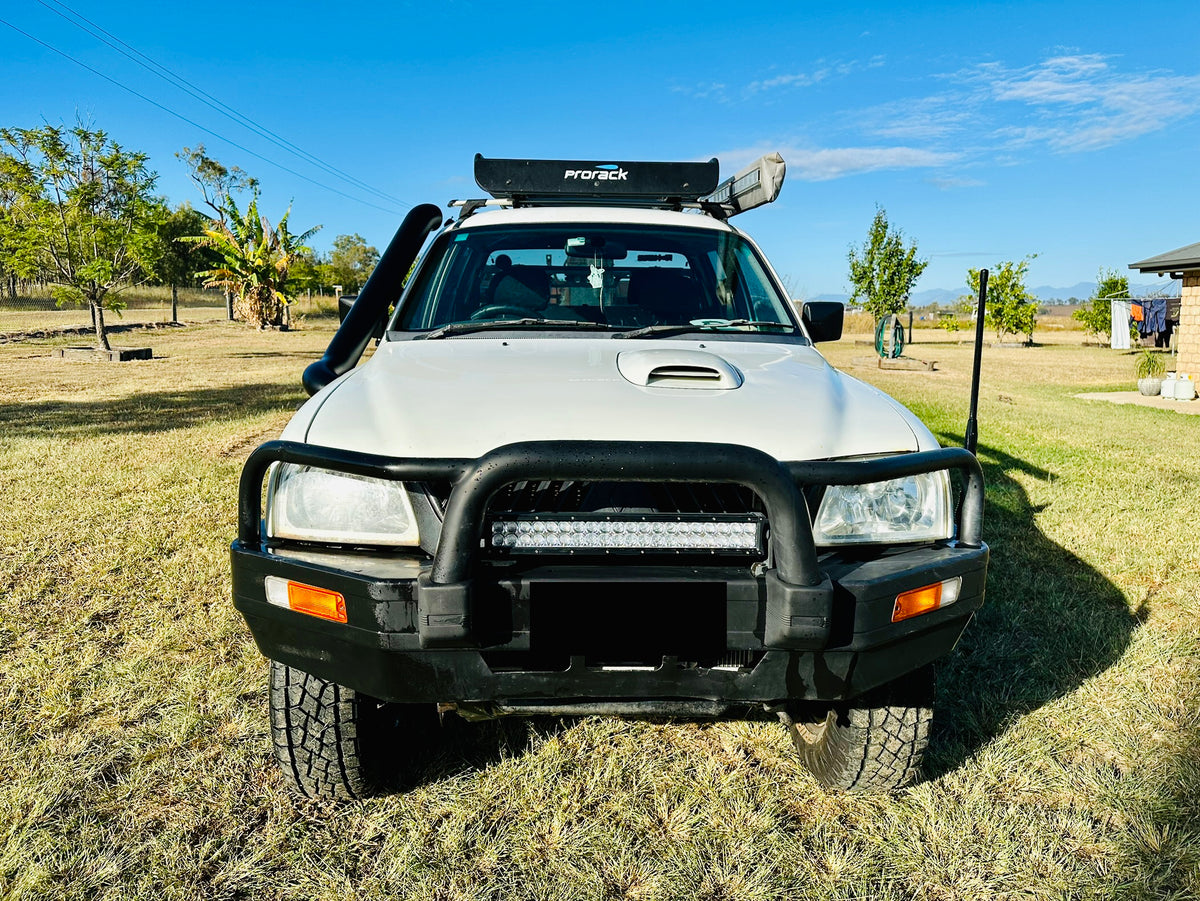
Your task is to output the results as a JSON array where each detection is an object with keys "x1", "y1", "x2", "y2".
[{"x1": 395, "y1": 224, "x2": 797, "y2": 332}]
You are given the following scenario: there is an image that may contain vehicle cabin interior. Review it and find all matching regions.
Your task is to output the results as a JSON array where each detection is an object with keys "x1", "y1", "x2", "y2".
[{"x1": 397, "y1": 225, "x2": 796, "y2": 331}]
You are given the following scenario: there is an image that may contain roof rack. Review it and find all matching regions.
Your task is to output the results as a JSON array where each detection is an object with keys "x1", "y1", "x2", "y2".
[
  {"x1": 474, "y1": 154, "x2": 720, "y2": 209},
  {"x1": 469, "y1": 152, "x2": 786, "y2": 219}
]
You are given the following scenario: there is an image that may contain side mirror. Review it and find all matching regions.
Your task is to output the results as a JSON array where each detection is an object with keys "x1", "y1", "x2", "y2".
[
  {"x1": 801, "y1": 301, "x2": 844, "y2": 343},
  {"x1": 337, "y1": 294, "x2": 384, "y2": 340}
]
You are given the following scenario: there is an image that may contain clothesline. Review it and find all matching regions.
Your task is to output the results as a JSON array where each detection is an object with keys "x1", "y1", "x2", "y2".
[{"x1": 1110, "y1": 298, "x2": 1179, "y2": 350}]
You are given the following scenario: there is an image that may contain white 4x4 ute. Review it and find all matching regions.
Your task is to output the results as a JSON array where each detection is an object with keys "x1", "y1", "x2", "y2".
[{"x1": 232, "y1": 154, "x2": 988, "y2": 799}]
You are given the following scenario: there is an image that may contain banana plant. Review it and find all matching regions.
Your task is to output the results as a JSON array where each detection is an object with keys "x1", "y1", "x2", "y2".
[{"x1": 187, "y1": 192, "x2": 320, "y2": 328}]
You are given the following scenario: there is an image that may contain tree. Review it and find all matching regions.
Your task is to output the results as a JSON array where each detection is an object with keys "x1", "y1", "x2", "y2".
[
  {"x1": 152, "y1": 202, "x2": 212, "y2": 323},
  {"x1": 0, "y1": 124, "x2": 159, "y2": 350},
  {"x1": 178, "y1": 144, "x2": 257, "y2": 319},
  {"x1": 1072, "y1": 267, "x2": 1129, "y2": 344},
  {"x1": 0, "y1": 181, "x2": 18, "y2": 301},
  {"x1": 178, "y1": 144, "x2": 257, "y2": 219},
  {"x1": 326, "y1": 233, "x2": 379, "y2": 294},
  {"x1": 847, "y1": 207, "x2": 929, "y2": 324},
  {"x1": 968, "y1": 257, "x2": 1038, "y2": 344},
  {"x1": 287, "y1": 249, "x2": 323, "y2": 298},
  {"x1": 188, "y1": 191, "x2": 320, "y2": 328}
]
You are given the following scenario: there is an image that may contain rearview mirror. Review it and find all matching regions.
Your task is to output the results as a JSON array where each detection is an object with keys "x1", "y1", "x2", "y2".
[{"x1": 565, "y1": 236, "x2": 627, "y2": 260}]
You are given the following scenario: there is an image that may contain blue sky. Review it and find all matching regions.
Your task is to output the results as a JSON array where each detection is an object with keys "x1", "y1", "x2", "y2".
[{"x1": 3, "y1": 0, "x2": 1199, "y2": 297}]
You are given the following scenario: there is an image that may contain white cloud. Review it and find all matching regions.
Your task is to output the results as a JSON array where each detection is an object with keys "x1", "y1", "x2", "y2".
[
  {"x1": 707, "y1": 52, "x2": 1200, "y2": 190},
  {"x1": 845, "y1": 53, "x2": 1200, "y2": 165},
  {"x1": 670, "y1": 81, "x2": 729, "y2": 102},
  {"x1": 926, "y1": 175, "x2": 985, "y2": 190},
  {"x1": 746, "y1": 69, "x2": 830, "y2": 94},
  {"x1": 962, "y1": 54, "x2": 1200, "y2": 151},
  {"x1": 985, "y1": 54, "x2": 1109, "y2": 104},
  {"x1": 861, "y1": 95, "x2": 977, "y2": 140},
  {"x1": 716, "y1": 144, "x2": 959, "y2": 181},
  {"x1": 743, "y1": 57, "x2": 879, "y2": 96}
]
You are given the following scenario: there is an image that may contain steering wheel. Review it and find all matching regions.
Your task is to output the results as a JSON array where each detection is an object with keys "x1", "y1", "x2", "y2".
[{"x1": 470, "y1": 304, "x2": 539, "y2": 321}]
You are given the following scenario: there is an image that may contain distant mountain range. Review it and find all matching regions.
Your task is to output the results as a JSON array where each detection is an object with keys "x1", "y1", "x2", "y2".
[{"x1": 811, "y1": 280, "x2": 1181, "y2": 307}]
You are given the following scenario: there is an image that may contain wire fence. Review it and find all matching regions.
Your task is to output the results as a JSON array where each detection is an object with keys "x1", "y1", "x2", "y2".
[
  {"x1": 0, "y1": 288, "x2": 341, "y2": 338},
  {"x1": 0, "y1": 285, "x2": 226, "y2": 311}
]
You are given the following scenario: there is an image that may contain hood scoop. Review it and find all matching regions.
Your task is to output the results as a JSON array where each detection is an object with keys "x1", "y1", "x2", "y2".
[{"x1": 617, "y1": 348, "x2": 744, "y2": 389}]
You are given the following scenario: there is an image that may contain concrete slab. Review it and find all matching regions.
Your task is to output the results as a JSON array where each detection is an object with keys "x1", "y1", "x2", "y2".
[
  {"x1": 851, "y1": 356, "x2": 938, "y2": 371},
  {"x1": 54, "y1": 346, "x2": 153, "y2": 362},
  {"x1": 1076, "y1": 391, "x2": 1200, "y2": 414},
  {"x1": 880, "y1": 357, "x2": 937, "y2": 371}
]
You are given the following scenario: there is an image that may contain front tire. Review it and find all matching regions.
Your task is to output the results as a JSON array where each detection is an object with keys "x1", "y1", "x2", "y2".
[
  {"x1": 784, "y1": 666, "x2": 934, "y2": 792},
  {"x1": 270, "y1": 660, "x2": 376, "y2": 799},
  {"x1": 269, "y1": 661, "x2": 437, "y2": 800}
]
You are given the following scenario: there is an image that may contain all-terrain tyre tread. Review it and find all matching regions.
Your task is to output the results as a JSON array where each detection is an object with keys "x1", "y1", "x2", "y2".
[
  {"x1": 788, "y1": 670, "x2": 935, "y2": 793},
  {"x1": 269, "y1": 660, "x2": 367, "y2": 800}
]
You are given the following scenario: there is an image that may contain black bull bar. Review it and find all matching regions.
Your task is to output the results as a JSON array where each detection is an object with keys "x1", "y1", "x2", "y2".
[{"x1": 238, "y1": 440, "x2": 984, "y2": 649}]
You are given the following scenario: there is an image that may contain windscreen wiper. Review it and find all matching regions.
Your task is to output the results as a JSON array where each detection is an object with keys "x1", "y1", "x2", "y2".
[
  {"x1": 423, "y1": 319, "x2": 616, "y2": 340},
  {"x1": 613, "y1": 320, "x2": 799, "y2": 339}
]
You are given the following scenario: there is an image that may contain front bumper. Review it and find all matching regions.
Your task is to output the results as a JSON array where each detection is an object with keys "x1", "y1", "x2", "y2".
[{"x1": 232, "y1": 440, "x2": 988, "y2": 707}]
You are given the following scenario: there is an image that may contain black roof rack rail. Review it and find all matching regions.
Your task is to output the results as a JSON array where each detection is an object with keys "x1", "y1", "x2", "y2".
[{"x1": 448, "y1": 198, "x2": 510, "y2": 221}]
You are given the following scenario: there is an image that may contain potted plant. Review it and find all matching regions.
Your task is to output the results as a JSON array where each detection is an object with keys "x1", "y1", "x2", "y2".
[{"x1": 1135, "y1": 349, "x2": 1166, "y2": 396}]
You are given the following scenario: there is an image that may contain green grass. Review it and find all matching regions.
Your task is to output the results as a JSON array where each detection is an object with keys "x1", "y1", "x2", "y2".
[{"x1": 0, "y1": 319, "x2": 1197, "y2": 899}]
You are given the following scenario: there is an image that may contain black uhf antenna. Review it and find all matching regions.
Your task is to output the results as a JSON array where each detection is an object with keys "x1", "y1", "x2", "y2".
[{"x1": 964, "y1": 268, "x2": 988, "y2": 456}]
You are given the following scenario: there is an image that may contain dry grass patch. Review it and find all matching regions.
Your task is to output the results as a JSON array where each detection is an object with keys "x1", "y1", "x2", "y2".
[{"x1": 0, "y1": 317, "x2": 1197, "y2": 899}]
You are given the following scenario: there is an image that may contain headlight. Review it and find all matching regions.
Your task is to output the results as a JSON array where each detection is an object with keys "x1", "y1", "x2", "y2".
[
  {"x1": 812, "y1": 470, "x2": 952, "y2": 545},
  {"x1": 267, "y1": 464, "x2": 419, "y2": 547}
]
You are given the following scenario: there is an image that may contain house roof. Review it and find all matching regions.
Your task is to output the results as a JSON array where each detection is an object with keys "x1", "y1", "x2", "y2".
[{"x1": 1129, "y1": 241, "x2": 1200, "y2": 274}]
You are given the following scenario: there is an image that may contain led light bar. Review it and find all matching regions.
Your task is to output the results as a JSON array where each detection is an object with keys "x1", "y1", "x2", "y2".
[{"x1": 487, "y1": 514, "x2": 766, "y2": 555}]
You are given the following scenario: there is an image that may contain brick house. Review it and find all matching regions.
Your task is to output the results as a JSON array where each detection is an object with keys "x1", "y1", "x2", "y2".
[{"x1": 1130, "y1": 242, "x2": 1199, "y2": 372}]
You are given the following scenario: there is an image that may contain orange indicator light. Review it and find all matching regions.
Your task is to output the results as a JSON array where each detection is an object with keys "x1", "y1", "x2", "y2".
[
  {"x1": 892, "y1": 582, "x2": 943, "y2": 623},
  {"x1": 286, "y1": 582, "x2": 348, "y2": 623}
]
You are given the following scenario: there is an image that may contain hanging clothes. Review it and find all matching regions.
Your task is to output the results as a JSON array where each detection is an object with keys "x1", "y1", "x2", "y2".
[
  {"x1": 1136, "y1": 299, "x2": 1169, "y2": 346},
  {"x1": 1164, "y1": 298, "x2": 1181, "y2": 349},
  {"x1": 1142, "y1": 299, "x2": 1171, "y2": 347},
  {"x1": 1111, "y1": 300, "x2": 1131, "y2": 349},
  {"x1": 1143, "y1": 299, "x2": 1167, "y2": 333}
]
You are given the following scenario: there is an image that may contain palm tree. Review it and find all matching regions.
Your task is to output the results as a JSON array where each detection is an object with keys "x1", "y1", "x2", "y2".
[{"x1": 190, "y1": 192, "x2": 319, "y2": 328}]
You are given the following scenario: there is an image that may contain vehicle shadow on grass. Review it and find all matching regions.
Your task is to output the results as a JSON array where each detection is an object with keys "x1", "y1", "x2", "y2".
[
  {"x1": 0, "y1": 383, "x2": 305, "y2": 440},
  {"x1": 923, "y1": 438, "x2": 1143, "y2": 780},
  {"x1": 379, "y1": 714, "x2": 577, "y2": 793}
]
